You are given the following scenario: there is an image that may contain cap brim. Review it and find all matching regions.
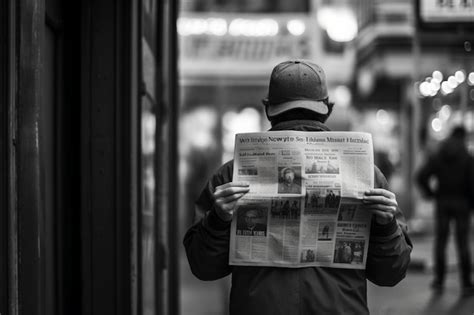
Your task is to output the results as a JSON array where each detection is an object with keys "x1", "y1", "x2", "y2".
[{"x1": 266, "y1": 100, "x2": 328, "y2": 117}]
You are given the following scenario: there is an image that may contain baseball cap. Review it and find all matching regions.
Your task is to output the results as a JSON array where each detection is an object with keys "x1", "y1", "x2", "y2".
[{"x1": 262, "y1": 60, "x2": 329, "y2": 117}]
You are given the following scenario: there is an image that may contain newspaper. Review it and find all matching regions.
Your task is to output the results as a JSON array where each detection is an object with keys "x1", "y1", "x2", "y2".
[{"x1": 229, "y1": 131, "x2": 374, "y2": 269}]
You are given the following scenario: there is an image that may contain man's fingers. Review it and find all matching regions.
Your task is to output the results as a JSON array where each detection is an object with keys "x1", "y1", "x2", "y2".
[
  {"x1": 213, "y1": 184, "x2": 250, "y2": 222},
  {"x1": 215, "y1": 182, "x2": 250, "y2": 191},
  {"x1": 360, "y1": 204, "x2": 397, "y2": 212},
  {"x1": 214, "y1": 182, "x2": 250, "y2": 199},
  {"x1": 216, "y1": 193, "x2": 246, "y2": 204},
  {"x1": 362, "y1": 195, "x2": 398, "y2": 207},
  {"x1": 214, "y1": 186, "x2": 250, "y2": 199},
  {"x1": 360, "y1": 202, "x2": 396, "y2": 225},
  {"x1": 364, "y1": 188, "x2": 395, "y2": 199}
]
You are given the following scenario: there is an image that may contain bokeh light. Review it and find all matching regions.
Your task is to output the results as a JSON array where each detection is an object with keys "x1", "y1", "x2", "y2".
[
  {"x1": 439, "y1": 104, "x2": 451, "y2": 121},
  {"x1": 419, "y1": 81, "x2": 431, "y2": 97},
  {"x1": 333, "y1": 85, "x2": 352, "y2": 108},
  {"x1": 441, "y1": 81, "x2": 453, "y2": 94},
  {"x1": 432, "y1": 70, "x2": 443, "y2": 82},
  {"x1": 376, "y1": 109, "x2": 389, "y2": 125},
  {"x1": 455, "y1": 70, "x2": 466, "y2": 83},
  {"x1": 468, "y1": 72, "x2": 474, "y2": 86},
  {"x1": 287, "y1": 19, "x2": 306, "y2": 36},
  {"x1": 317, "y1": 7, "x2": 358, "y2": 42},
  {"x1": 229, "y1": 18, "x2": 279, "y2": 37},
  {"x1": 431, "y1": 117, "x2": 442, "y2": 132}
]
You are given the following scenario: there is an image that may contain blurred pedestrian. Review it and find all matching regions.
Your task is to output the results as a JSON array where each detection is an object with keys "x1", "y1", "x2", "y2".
[
  {"x1": 183, "y1": 59, "x2": 412, "y2": 314},
  {"x1": 416, "y1": 125, "x2": 474, "y2": 295}
]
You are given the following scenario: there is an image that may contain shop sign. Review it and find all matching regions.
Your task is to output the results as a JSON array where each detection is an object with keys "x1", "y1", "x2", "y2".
[
  {"x1": 418, "y1": 0, "x2": 474, "y2": 23},
  {"x1": 178, "y1": 16, "x2": 313, "y2": 64}
]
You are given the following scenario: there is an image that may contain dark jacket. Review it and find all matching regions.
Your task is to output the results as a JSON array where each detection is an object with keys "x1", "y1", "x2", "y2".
[
  {"x1": 416, "y1": 135, "x2": 474, "y2": 202},
  {"x1": 183, "y1": 120, "x2": 412, "y2": 315}
]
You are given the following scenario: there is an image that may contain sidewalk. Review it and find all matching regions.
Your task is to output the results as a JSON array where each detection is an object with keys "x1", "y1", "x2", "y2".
[
  {"x1": 407, "y1": 198, "x2": 474, "y2": 272},
  {"x1": 369, "y1": 218, "x2": 474, "y2": 315},
  {"x1": 408, "y1": 220, "x2": 474, "y2": 273}
]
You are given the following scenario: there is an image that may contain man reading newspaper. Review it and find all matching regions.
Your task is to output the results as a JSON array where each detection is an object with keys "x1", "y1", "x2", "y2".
[{"x1": 183, "y1": 60, "x2": 412, "y2": 315}]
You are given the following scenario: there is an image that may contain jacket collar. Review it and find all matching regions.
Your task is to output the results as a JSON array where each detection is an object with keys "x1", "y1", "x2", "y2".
[{"x1": 269, "y1": 120, "x2": 331, "y2": 132}]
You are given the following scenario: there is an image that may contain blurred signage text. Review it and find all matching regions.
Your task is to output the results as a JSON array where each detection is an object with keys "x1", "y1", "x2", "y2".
[
  {"x1": 419, "y1": 0, "x2": 474, "y2": 23},
  {"x1": 178, "y1": 16, "x2": 312, "y2": 63}
]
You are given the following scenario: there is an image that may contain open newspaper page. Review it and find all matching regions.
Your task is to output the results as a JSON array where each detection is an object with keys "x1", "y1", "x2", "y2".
[{"x1": 229, "y1": 131, "x2": 374, "y2": 269}]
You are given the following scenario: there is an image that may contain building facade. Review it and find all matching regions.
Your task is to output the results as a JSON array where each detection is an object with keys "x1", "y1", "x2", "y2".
[{"x1": 0, "y1": 0, "x2": 179, "y2": 314}]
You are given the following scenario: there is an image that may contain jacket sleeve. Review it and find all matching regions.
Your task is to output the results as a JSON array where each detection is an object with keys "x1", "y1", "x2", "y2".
[
  {"x1": 366, "y1": 166, "x2": 413, "y2": 286},
  {"x1": 183, "y1": 161, "x2": 234, "y2": 281}
]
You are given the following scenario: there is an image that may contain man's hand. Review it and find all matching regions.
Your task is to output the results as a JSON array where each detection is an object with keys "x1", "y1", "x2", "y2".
[
  {"x1": 362, "y1": 188, "x2": 398, "y2": 225},
  {"x1": 213, "y1": 182, "x2": 250, "y2": 222}
]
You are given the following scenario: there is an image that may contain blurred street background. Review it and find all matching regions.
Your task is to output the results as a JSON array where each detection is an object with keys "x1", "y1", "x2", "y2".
[
  {"x1": 4, "y1": 0, "x2": 474, "y2": 314},
  {"x1": 175, "y1": 0, "x2": 474, "y2": 314}
]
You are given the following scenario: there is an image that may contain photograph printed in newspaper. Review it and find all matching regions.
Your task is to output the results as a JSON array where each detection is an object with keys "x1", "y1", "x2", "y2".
[{"x1": 229, "y1": 131, "x2": 374, "y2": 269}]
